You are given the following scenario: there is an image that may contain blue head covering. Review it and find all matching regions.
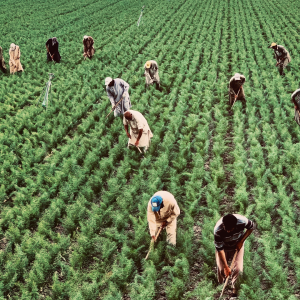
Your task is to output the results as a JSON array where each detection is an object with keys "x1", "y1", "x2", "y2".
[{"x1": 151, "y1": 195, "x2": 163, "y2": 212}]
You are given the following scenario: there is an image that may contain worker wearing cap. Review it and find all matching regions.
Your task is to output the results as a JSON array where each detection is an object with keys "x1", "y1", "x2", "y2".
[
  {"x1": 269, "y1": 42, "x2": 291, "y2": 76},
  {"x1": 214, "y1": 214, "x2": 255, "y2": 297},
  {"x1": 105, "y1": 77, "x2": 132, "y2": 117},
  {"x1": 228, "y1": 73, "x2": 246, "y2": 106},
  {"x1": 144, "y1": 60, "x2": 160, "y2": 90},
  {"x1": 291, "y1": 89, "x2": 300, "y2": 126},
  {"x1": 147, "y1": 191, "x2": 180, "y2": 245},
  {"x1": 123, "y1": 110, "x2": 153, "y2": 151},
  {"x1": 83, "y1": 35, "x2": 95, "y2": 59}
]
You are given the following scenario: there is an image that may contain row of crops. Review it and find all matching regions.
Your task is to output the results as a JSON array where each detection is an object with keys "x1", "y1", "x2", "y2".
[{"x1": 1, "y1": 0, "x2": 300, "y2": 299}]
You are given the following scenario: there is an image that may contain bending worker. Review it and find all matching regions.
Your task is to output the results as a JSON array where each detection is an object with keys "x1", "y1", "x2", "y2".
[
  {"x1": 291, "y1": 89, "x2": 300, "y2": 126},
  {"x1": 0, "y1": 46, "x2": 7, "y2": 73},
  {"x1": 144, "y1": 60, "x2": 160, "y2": 90},
  {"x1": 147, "y1": 191, "x2": 180, "y2": 246},
  {"x1": 9, "y1": 43, "x2": 23, "y2": 74},
  {"x1": 45, "y1": 37, "x2": 61, "y2": 63},
  {"x1": 214, "y1": 214, "x2": 255, "y2": 298},
  {"x1": 105, "y1": 77, "x2": 131, "y2": 117},
  {"x1": 123, "y1": 110, "x2": 153, "y2": 152},
  {"x1": 229, "y1": 73, "x2": 246, "y2": 106},
  {"x1": 83, "y1": 35, "x2": 95, "y2": 59},
  {"x1": 269, "y1": 42, "x2": 291, "y2": 76}
]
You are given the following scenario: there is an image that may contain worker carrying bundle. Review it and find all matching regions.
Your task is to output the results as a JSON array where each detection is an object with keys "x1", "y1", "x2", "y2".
[
  {"x1": 147, "y1": 191, "x2": 180, "y2": 246},
  {"x1": 0, "y1": 46, "x2": 7, "y2": 73},
  {"x1": 9, "y1": 44, "x2": 23, "y2": 74},
  {"x1": 123, "y1": 110, "x2": 153, "y2": 152},
  {"x1": 291, "y1": 89, "x2": 300, "y2": 126},
  {"x1": 269, "y1": 42, "x2": 291, "y2": 76},
  {"x1": 105, "y1": 77, "x2": 132, "y2": 117},
  {"x1": 83, "y1": 35, "x2": 95, "y2": 59},
  {"x1": 144, "y1": 60, "x2": 160, "y2": 90},
  {"x1": 214, "y1": 214, "x2": 255, "y2": 298},
  {"x1": 46, "y1": 37, "x2": 61, "y2": 63},
  {"x1": 229, "y1": 73, "x2": 246, "y2": 106}
]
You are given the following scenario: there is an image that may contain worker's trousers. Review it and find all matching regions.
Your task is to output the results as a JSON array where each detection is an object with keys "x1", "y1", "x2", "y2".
[
  {"x1": 229, "y1": 87, "x2": 246, "y2": 106},
  {"x1": 278, "y1": 58, "x2": 289, "y2": 75},
  {"x1": 155, "y1": 219, "x2": 177, "y2": 246},
  {"x1": 215, "y1": 245, "x2": 244, "y2": 286}
]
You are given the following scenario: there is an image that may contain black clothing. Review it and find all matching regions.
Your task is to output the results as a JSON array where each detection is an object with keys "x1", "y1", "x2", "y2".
[{"x1": 46, "y1": 38, "x2": 61, "y2": 62}]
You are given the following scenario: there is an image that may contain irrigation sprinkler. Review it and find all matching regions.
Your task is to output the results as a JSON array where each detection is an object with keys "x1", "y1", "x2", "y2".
[
  {"x1": 37, "y1": 73, "x2": 54, "y2": 110},
  {"x1": 137, "y1": 5, "x2": 145, "y2": 27}
]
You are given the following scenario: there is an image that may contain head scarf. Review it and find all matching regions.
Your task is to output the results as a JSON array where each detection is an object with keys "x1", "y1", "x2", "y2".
[
  {"x1": 52, "y1": 37, "x2": 58, "y2": 46},
  {"x1": 10, "y1": 43, "x2": 16, "y2": 51},
  {"x1": 234, "y1": 73, "x2": 241, "y2": 81},
  {"x1": 83, "y1": 35, "x2": 89, "y2": 40}
]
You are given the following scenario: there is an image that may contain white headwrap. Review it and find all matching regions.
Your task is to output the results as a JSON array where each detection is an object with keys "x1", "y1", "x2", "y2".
[
  {"x1": 234, "y1": 73, "x2": 241, "y2": 81},
  {"x1": 52, "y1": 37, "x2": 58, "y2": 46},
  {"x1": 105, "y1": 77, "x2": 113, "y2": 86},
  {"x1": 83, "y1": 35, "x2": 89, "y2": 40},
  {"x1": 10, "y1": 43, "x2": 16, "y2": 51}
]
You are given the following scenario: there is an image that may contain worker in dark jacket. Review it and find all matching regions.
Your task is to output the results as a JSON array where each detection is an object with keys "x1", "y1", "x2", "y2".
[
  {"x1": 269, "y1": 42, "x2": 291, "y2": 75},
  {"x1": 46, "y1": 37, "x2": 61, "y2": 63},
  {"x1": 291, "y1": 89, "x2": 300, "y2": 126},
  {"x1": 228, "y1": 73, "x2": 246, "y2": 106}
]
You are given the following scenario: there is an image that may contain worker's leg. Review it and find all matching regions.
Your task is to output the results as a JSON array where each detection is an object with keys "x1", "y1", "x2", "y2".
[
  {"x1": 231, "y1": 245, "x2": 244, "y2": 287},
  {"x1": 166, "y1": 218, "x2": 177, "y2": 246}
]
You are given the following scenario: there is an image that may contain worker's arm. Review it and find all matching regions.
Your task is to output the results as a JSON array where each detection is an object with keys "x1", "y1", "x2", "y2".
[
  {"x1": 135, "y1": 129, "x2": 143, "y2": 146},
  {"x1": 217, "y1": 250, "x2": 231, "y2": 277},
  {"x1": 147, "y1": 203, "x2": 157, "y2": 240},
  {"x1": 124, "y1": 124, "x2": 131, "y2": 139},
  {"x1": 236, "y1": 229, "x2": 253, "y2": 251}
]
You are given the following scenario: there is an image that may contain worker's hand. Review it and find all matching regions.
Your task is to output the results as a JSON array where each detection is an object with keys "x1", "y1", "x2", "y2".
[
  {"x1": 112, "y1": 105, "x2": 116, "y2": 110},
  {"x1": 236, "y1": 240, "x2": 243, "y2": 251},
  {"x1": 135, "y1": 139, "x2": 139, "y2": 146},
  {"x1": 295, "y1": 104, "x2": 298, "y2": 110},
  {"x1": 224, "y1": 265, "x2": 231, "y2": 278},
  {"x1": 151, "y1": 235, "x2": 156, "y2": 242},
  {"x1": 126, "y1": 132, "x2": 131, "y2": 139},
  {"x1": 276, "y1": 62, "x2": 279, "y2": 66},
  {"x1": 161, "y1": 221, "x2": 168, "y2": 229}
]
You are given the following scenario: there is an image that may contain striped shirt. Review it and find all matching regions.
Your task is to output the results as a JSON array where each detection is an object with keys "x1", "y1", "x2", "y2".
[{"x1": 214, "y1": 214, "x2": 254, "y2": 252}]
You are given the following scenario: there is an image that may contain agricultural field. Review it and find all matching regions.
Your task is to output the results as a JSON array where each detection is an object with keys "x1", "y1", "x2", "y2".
[{"x1": 1, "y1": 0, "x2": 300, "y2": 299}]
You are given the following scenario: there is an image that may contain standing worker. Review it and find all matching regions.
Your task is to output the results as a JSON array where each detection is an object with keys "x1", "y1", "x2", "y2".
[
  {"x1": 83, "y1": 35, "x2": 95, "y2": 59},
  {"x1": 269, "y1": 42, "x2": 291, "y2": 76},
  {"x1": 46, "y1": 37, "x2": 61, "y2": 63},
  {"x1": 144, "y1": 60, "x2": 160, "y2": 90},
  {"x1": 147, "y1": 191, "x2": 180, "y2": 246},
  {"x1": 229, "y1": 73, "x2": 246, "y2": 106},
  {"x1": 291, "y1": 89, "x2": 300, "y2": 126},
  {"x1": 214, "y1": 214, "x2": 255, "y2": 298},
  {"x1": 0, "y1": 46, "x2": 7, "y2": 73},
  {"x1": 9, "y1": 43, "x2": 23, "y2": 74},
  {"x1": 105, "y1": 77, "x2": 132, "y2": 117},
  {"x1": 123, "y1": 110, "x2": 153, "y2": 152}
]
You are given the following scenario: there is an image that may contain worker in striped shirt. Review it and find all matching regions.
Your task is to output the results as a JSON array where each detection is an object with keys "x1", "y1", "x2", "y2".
[{"x1": 214, "y1": 214, "x2": 255, "y2": 298}]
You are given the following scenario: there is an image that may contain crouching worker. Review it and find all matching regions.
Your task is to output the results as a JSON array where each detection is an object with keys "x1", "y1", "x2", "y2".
[
  {"x1": 144, "y1": 60, "x2": 160, "y2": 90},
  {"x1": 291, "y1": 89, "x2": 300, "y2": 126},
  {"x1": 83, "y1": 35, "x2": 95, "y2": 59},
  {"x1": 0, "y1": 46, "x2": 7, "y2": 73},
  {"x1": 229, "y1": 73, "x2": 246, "y2": 106},
  {"x1": 105, "y1": 77, "x2": 132, "y2": 117},
  {"x1": 123, "y1": 110, "x2": 153, "y2": 152},
  {"x1": 269, "y1": 42, "x2": 291, "y2": 76},
  {"x1": 214, "y1": 214, "x2": 255, "y2": 298},
  {"x1": 9, "y1": 44, "x2": 23, "y2": 74},
  {"x1": 46, "y1": 37, "x2": 61, "y2": 63},
  {"x1": 147, "y1": 191, "x2": 180, "y2": 246}
]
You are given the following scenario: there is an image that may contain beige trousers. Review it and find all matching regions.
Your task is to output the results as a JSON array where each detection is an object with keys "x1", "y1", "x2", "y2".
[
  {"x1": 155, "y1": 219, "x2": 177, "y2": 246},
  {"x1": 215, "y1": 245, "x2": 244, "y2": 286},
  {"x1": 127, "y1": 129, "x2": 153, "y2": 150}
]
